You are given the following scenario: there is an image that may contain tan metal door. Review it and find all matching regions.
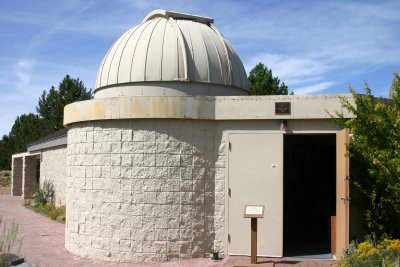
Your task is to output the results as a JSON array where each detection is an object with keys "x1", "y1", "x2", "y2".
[
  {"x1": 227, "y1": 133, "x2": 283, "y2": 256},
  {"x1": 336, "y1": 129, "x2": 350, "y2": 259}
]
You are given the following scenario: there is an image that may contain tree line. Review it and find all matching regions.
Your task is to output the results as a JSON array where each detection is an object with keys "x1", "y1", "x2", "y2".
[{"x1": 0, "y1": 75, "x2": 92, "y2": 169}]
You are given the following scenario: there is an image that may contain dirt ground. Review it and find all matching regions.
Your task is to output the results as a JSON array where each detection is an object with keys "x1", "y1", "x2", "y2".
[{"x1": 0, "y1": 170, "x2": 11, "y2": 195}]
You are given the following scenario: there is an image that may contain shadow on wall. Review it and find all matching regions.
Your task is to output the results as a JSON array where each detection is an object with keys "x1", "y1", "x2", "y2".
[{"x1": 169, "y1": 120, "x2": 216, "y2": 257}]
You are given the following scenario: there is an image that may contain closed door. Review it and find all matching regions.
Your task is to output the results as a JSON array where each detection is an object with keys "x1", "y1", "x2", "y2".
[{"x1": 227, "y1": 133, "x2": 283, "y2": 256}]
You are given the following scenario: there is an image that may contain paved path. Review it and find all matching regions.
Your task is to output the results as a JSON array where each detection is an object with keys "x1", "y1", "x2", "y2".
[{"x1": 0, "y1": 196, "x2": 336, "y2": 266}]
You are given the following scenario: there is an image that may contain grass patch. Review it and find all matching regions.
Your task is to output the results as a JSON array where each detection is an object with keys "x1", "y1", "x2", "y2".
[
  {"x1": 0, "y1": 215, "x2": 21, "y2": 264},
  {"x1": 24, "y1": 201, "x2": 65, "y2": 224},
  {"x1": 24, "y1": 179, "x2": 65, "y2": 223}
]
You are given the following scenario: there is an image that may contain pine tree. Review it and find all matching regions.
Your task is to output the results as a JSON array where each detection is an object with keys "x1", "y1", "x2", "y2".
[
  {"x1": 248, "y1": 63, "x2": 288, "y2": 95},
  {"x1": 36, "y1": 75, "x2": 92, "y2": 131},
  {"x1": 0, "y1": 75, "x2": 92, "y2": 170}
]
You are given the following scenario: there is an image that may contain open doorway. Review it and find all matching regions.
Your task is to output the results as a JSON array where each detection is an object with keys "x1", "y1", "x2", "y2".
[{"x1": 283, "y1": 134, "x2": 336, "y2": 257}]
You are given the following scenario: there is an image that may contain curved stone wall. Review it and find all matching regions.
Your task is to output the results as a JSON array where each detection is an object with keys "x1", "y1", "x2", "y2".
[{"x1": 65, "y1": 119, "x2": 226, "y2": 262}]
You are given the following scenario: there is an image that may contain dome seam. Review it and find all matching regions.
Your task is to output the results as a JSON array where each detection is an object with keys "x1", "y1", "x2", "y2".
[
  {"x1": 106, "y1": 27, "x2": 133, "y2": 86},
  {"x1": 196, "y1": 25, "x2": 211, "y2": 83},
  {"x1": 128, "y1": 20, "x2": 154, "y2": 83},
  {"x1": 181, "y1": 20, "x2": 195, "y2": 81},
  {"x1": 97, "y1": 29, "x2": 131, "y2": 88},
  {"x1": 159, "y1": 19, "x2": 167, "y2": 81},
  {"x1": 226, "y1": 40, "x2": 242, "y2": 90},
  {"x1": 210, "y1": 25, "x2": 232, "y2": 86},
  {"x1": 167, "y1": 18, "x2": 188, "y2": 81},
  {"x1": 202, "y1": 26, "x2": 224, "y2": 84},
  {"x1": 116, "y1": 25, "x2": 140, "y2": 84},
  {"x1": 143, "y1": 17, "x2": 163, "y2": 81}
]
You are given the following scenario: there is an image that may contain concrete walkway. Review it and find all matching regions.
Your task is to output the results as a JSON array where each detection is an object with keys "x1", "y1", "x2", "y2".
[{"x1": 0, "y1": 196, "x2": 336, "y2": 266}]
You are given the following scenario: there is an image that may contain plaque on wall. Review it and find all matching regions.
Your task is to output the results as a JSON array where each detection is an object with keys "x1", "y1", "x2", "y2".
[{"x1": 275, "y1": 102, "x2": 291, "y2": 115}]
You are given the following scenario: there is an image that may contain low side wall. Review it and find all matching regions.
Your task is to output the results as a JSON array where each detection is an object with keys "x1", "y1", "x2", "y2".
[{"x1": 40, "y1": 145, "x2": 67, "y2": 206}]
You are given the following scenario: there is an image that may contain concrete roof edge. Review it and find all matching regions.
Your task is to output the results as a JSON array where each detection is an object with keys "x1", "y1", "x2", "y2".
[
  {"x1": 64, "y1": 94, "x2": 355, "y2": 126},
  {"x1": 27, "y1": 136, "x2": 67, "y2": 152}
]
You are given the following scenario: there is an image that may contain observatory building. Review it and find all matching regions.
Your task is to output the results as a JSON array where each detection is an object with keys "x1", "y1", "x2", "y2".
[{"x1": 13, "y1": 9, "x2": 355, "y2": 263}]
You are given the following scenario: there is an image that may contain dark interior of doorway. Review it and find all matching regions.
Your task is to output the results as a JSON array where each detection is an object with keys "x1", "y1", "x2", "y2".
[
  {"x1": 36, "y1": 158, "x2": 40, "y2": 185},
  {"x1": 283, "y1": 134, "x2": 336, "y2": 257}
]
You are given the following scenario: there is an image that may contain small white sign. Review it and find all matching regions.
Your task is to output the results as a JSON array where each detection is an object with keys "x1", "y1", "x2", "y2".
[
  {"x1": 244, "y1": 205, "x2": 265, "y2": 218},
  {"x1": 246, "y1": 206, "x2": 263, "y2": 215}
]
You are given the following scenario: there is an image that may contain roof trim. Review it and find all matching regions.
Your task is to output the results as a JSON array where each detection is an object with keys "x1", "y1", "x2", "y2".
[
  {"x1": 64, "y1": 94, "x2": 356, "y2": 126},
  {"x1": 27, "y1": 128, "x2": 68, "y2": 152},
  {"x1": 143, "y1": 9, "x2": 214, "y2": 24}
]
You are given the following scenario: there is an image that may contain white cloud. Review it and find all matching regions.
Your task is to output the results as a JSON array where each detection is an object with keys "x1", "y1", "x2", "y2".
[
  {"x1": 294, "y1": 82, "x2": 336, "y2": 95},
  {"x1": 245, "y1": 53, "x2": 331, "y2": 87},
  {"x1": 240, "y1": 0, "x2": 400, "y2": 70},
  {"x1": 15, "y1": 59, "x2": 34, "y2": 91}
]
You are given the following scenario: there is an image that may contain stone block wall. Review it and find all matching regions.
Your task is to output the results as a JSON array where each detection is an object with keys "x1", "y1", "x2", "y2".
[
  {"x1": 65, "y1": 119, "x2": 227, "y2": 262},
  {"x1": 40, "y1": 145, "x2": 67, "y2": 206}
]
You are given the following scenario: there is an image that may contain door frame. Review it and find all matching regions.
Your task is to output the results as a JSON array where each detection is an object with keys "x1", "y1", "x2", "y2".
[
  {"x1": 224, "y1": 129, "x2": 350, "y2": 257},
  {"x1": 335, "y1": 128, "x2": 350, "y2": 259}
]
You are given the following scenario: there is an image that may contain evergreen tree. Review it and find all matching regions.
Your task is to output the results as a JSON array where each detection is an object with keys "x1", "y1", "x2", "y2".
[
  {"x1": 0, "y1": 114, "x2": 48, "y2": 169},
  {"x1": 0, "y1": 135, "x2": 13, "y2": 170},
  {"x1": 0, "y1": 75, "x2": 92, "y2": 170},
  {"x1": 36, "y1": 75, "x2": 92, "y2": 131},
  {"x1": 8, "y1": 113, "x2": 48, "y2": 153},
  {"x1": 248, "y1": 63, "x2": 289, "y2": 95}
]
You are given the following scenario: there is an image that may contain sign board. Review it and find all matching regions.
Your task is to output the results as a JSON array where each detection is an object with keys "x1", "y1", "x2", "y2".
[
  {"x1": 275, "y1": 102, "x2": 291, "y2": 115},
  {"x1": 244, "y1": 205, "x2": 264, "y2": 218}
]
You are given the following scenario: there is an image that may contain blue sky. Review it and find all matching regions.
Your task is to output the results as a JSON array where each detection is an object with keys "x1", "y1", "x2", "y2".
[{"x1": 1, "y1": 0, "x2": 399, "y2": 137}]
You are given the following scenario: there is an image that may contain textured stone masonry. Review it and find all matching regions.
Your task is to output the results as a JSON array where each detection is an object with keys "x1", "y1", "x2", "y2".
[
  {"x1": 40, "y1": 146, "x2": 67, "y2": 206},
  {"x1": 65, "y1": 119, "x2": 282, "y2": 262},
  {"x1": 65, "y1": 119, "x2": 226, "y2": 262}
]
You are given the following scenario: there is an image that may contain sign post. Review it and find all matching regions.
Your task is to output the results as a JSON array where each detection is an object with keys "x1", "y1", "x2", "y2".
[{"x1": 244, "y1": 205, "x2": 264, "y2": 264}]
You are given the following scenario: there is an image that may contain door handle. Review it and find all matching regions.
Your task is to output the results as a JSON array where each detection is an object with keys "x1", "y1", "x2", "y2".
[{"x1": 340, "y1": 196, "x2": 351, "y2": 202}]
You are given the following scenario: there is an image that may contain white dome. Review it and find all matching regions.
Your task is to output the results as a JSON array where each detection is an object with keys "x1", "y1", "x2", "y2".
[{"x1": 94, "y1": 10, "x2": 249, "y2": 97}]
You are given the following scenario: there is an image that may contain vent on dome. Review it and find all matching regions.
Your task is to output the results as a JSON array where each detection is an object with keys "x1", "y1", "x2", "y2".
[{"x1": 143, "y1": 9, "x2": 214, "y2": 25}]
